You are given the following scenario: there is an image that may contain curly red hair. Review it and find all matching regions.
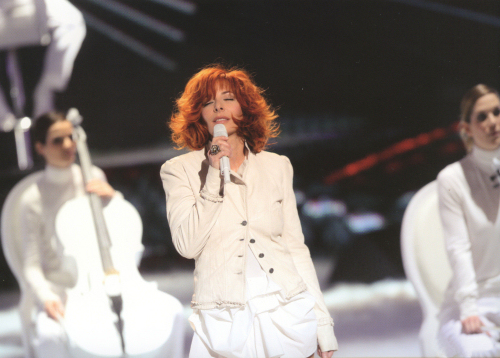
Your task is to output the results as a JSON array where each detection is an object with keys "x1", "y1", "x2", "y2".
[{"x1": 170, "y1": 64, "x2": 279, "y2": 153}]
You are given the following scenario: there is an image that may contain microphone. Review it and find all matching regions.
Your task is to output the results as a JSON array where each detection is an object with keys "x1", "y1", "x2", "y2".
[{"x1": 214, "y1": 123, "x2": 231, "y2": 184}]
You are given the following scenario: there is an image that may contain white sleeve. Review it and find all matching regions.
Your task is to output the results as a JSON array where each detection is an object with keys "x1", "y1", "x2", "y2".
[
  {"x1": 280, "y1": 156, "x2": 338, "y2": 352},
  {"x1": 160, "y1": 158, "x2": 224, "y2": 259},
  {"x1": 91, "y1": 165, "x2": 124, "y2": 201},
  {"x1": 437, "y1": 171, "x2": 478, "y2": 319},
  {"x1": 20, "y1": 192, "x2": 60, "y2": 304},
  {"x1": 91, "y1": 166, "x2": 107, "y2": 182}
]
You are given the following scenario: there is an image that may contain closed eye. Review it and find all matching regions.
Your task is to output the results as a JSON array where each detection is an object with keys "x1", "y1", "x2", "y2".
[{"x1": 203, "y1": 101, "x2": 213, "y2": 107}]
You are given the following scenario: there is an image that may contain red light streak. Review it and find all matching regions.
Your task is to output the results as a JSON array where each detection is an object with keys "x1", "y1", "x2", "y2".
[{"x1": 324, "y1": 122, "x2": 459, "y2": 185}]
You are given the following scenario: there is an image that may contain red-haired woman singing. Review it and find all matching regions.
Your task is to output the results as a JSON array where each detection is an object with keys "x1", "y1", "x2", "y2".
[{"x1": 161, "y1": 65, "x2": 338, "y2": 358}]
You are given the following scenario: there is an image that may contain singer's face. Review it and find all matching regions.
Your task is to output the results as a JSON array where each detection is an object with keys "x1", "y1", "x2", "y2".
[
  {"x1": 464, "y1": 93, "x2": 500, "y2": 151},
  {"x1": 201, "y1": 86, "x2": 243, "y2": 137},
  {"x1": 35, "y1": 120, "x2": 77, "y2": 168}
]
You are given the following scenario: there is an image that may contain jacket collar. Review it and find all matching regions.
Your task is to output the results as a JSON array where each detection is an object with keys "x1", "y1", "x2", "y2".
[{"x1": 202, "y1": 141, "x2": 256, "y2": 185}]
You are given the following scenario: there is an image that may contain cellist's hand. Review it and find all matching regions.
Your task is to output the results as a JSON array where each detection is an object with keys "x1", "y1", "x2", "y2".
[
  {"x1": 44, "y1": 299, "x2": 65, "y2": 321},
  {"x1": 462, "y1": 315, "x2": 484, "y2": 334},
  {"x1": 86, "y1": 179, "x2": 115, "y2": 198}
]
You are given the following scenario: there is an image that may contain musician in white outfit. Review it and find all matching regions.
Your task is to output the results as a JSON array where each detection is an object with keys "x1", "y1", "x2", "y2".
[
  {"x1": 161, "y1": 64, "x2": 337, "y2": 358},
  {"x1": 18, "y1": 111, "x2": 185, "y2": 357},
  {"x1": 0, "y1": 0, "x2": 86, "y2": 130},
  {"x1": 437, "y1": 84, "x2": 500, "y2": 357}
]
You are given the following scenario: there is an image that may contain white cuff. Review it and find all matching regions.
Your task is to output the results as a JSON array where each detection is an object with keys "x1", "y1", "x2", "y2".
[
  {"x1": 200, "y1": 166, "x2": 223, "y2": 202},
  {"x1": 317, "y1": 322, "x2": 338, "y2": 352}
]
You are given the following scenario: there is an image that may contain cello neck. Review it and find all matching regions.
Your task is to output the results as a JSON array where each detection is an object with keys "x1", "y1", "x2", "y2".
[{"x1": 73, "y1": 125, "x2": 117, "y2": 275}]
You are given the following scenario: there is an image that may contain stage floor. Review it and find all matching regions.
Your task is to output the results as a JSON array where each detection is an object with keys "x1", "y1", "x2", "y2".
[{"x1": 0, "y1": 258, "x2": 422, "y2": 357}]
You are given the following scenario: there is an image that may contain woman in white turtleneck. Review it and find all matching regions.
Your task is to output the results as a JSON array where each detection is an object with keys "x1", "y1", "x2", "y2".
[
  {"x1": 19, "y1": 111, "x2": 115, "y2": 356},
  {"x1": 437, "y1": 84, "x2": 500, "y2": 357}
]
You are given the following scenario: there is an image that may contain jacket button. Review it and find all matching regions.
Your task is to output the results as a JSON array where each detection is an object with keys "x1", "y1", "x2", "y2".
[
  {"x1": 269, "y1": 268, "x2": 274, "y2": 273},
  {"x1": 259, "y1": 253, "x2": 264, "y2": 258},
  {"x1": 250, "y1": 239, "x2": 255, "y2": 243},
  {"x1": 241, "y1": 220, "x2": 247, "y2": 226}
]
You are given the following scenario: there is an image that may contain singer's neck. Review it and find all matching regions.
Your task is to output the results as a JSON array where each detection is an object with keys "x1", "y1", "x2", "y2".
[{"x1": 228, "y1": 135, "x2": 246, "y2": 172}]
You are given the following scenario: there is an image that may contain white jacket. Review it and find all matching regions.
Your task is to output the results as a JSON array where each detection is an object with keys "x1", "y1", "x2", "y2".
[{"x1": 161, "y1": 147, "x2": 338, "y2": 351}]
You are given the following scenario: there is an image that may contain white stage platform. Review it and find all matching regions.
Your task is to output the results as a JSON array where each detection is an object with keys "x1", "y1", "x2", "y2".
[{"x1": 0, "y1": 259, "x2": 422, "y2": 357}]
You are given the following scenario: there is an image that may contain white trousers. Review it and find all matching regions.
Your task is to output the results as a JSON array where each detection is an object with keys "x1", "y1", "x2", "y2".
[
  {"x1": 438, "y1": 298, "x2": 500, "y2": 358},
  {"x1": 188, "y1": 249, "x2": 318, "y2": 358}
]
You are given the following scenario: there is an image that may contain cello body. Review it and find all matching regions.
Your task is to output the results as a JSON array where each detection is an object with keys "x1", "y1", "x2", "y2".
[
  {"x1": 55, "y1": 194, "x2": 185, "y2": 358},
  {"x1": 46, "y1": 117, "x2": 185, "y2": 358}
]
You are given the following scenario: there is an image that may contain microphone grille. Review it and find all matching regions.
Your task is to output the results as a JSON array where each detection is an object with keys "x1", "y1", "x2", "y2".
[{"x1": 214, "y1": 123, "x2": 228, "y2": 137}]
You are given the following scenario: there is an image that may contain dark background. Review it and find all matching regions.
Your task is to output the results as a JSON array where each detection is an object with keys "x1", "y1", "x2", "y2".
[{"x1": 0, "y1": 0, "x2": 499, "y2": 289}]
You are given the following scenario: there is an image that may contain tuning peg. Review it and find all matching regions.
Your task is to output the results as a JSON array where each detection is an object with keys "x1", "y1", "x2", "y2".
[{"x1": 67, "y1": 108, "x2": 83, "y2": 126}]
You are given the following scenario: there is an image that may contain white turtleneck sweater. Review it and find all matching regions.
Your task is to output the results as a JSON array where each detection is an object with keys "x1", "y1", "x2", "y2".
[
  {"x1": 19, "y1": 164, "x2": 106, "y2": 305},
  {"x1": 437, "y1": 145, "x2": 500, "y2": 323}
]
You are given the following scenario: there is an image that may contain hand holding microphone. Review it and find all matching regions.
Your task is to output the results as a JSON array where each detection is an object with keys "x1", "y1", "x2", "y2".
[{"x1": 209, "y1": 123, "x2": 231, "y2": 184}]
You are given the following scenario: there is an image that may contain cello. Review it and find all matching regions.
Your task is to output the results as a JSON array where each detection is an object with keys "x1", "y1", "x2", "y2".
[{"x1": 53, "y1": 111, "x2": 185, "y2": 358}]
